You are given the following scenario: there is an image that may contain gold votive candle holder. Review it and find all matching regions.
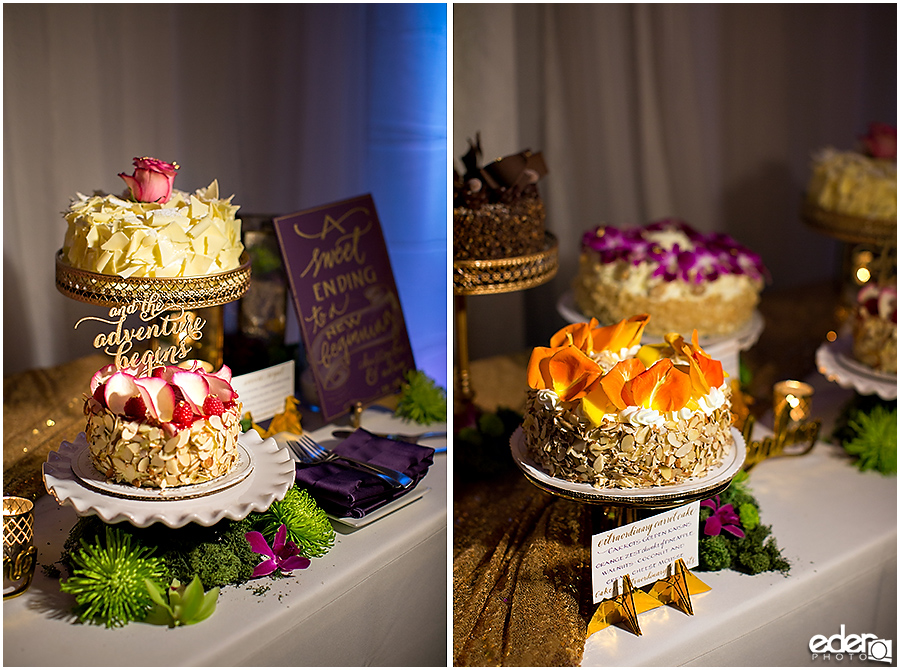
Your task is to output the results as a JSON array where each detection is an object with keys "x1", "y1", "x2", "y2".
[
  {"x1": 3, "y1": 496, "x2": 36, "y2": 599},
  {"x1": 773, "y1": 380, "x2": 814, "y2": 435}
]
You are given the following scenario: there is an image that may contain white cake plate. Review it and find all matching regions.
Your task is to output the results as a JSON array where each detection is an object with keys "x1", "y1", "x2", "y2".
[
  {"x1": 510, "y1": 426, "x2": 746, "y2": 508},
  {"x1": 816, "y1": 336, "x2": 897, "y2": 400},
  {"x1": 42, "y1": 429, "x2": 295, "y2": 528},
  {"x1": 556, "y1": 290, "x2": 764, "y2": 381}
]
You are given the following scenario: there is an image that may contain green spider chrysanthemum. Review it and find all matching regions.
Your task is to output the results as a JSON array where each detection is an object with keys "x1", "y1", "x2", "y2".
[
  {"x1": 60, "y1": 525, "x2": 167, "y2": 628},
  {"x1": 251, "y1": 486, "x2": 335, "y2": 558},
  {"x1": 843, "y1": 405, "x2": 897, "y2": 475},
  {"x1": 395, "y1": 370, "x2": 447, "y2": 424}
]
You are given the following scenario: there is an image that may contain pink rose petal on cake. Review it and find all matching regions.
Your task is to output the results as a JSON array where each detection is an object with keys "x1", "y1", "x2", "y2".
[
  {"x1": 171, "y1": 371, "x2": 210, "y2": 412},
  {"x1": 212, "y1": 364, "x2": 232, "y2": 383},
  {"x1": 104, "y1": 371, "x2": 140, "y2": 415},
  {"x1": 90, "y1": 363, "x2": 119, "y2": 394},
  {"x1": 153, "y1": 365, "x2": 182, "y2": 382},
  {"x1": 203, "y1": 374, "x2": 235, "y2": 402},
  {"x1": 134, "y1": 377, "x2": 176, "y2": 422}
]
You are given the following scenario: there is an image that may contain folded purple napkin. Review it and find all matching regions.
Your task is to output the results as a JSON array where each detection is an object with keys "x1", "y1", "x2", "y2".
[{"x1": 294, "y1": 428, "x2": 435, "y2": 518}]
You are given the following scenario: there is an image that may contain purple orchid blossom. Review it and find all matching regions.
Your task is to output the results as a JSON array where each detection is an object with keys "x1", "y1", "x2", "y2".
[
  {"x1": 700, "y1": 495, "x2": 745, "y2": 538},
  {"x1": 582, "y1": 220, "x2": 769, "y2": 284},
  {"x1": 246, "y1": 524, "x2": 311, "y2": 577}
]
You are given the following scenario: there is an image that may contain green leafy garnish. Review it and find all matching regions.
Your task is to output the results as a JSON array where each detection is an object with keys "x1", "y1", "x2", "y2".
[
  {"x1": 842, "y1": 404, "x2": 897, "y2": 475},
  {"x1": 59, "y1": 526, "x2": 167, "y2": 628},
  {"x1": 251, "y1": 485, "x2": 335, "y2": 558},
  {"x1": 144, "y1": 576, "x2": 219, "y2": 627},
  {"x1": 395, "y1": 370, "x2": 447, "y2": 424}
]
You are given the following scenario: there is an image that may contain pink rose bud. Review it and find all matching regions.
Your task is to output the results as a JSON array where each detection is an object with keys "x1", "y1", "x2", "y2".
[
  {"x1": 861, "y1": 123, "x2": 897, "y2": 160},
  {"x1": 119, "y1": 157, "x2": 179, "y2": 203}
]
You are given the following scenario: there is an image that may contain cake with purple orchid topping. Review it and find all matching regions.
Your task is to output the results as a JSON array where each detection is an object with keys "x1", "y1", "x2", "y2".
[
  {"x1": 454, "y1": 136, "x2": 549, "y2": 260},
  {"x1": 852, "y1": 282, "x2": 897, "y2": 374},
  {"x1": 83, "y1": 362, "x2": 243, "y2": 488},
  {"x1": 572, "y1": 219, "x2": 768, "y2": 338}
]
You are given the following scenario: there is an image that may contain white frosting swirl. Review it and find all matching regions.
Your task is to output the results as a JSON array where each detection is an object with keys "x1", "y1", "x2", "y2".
[
  {"x1": 620, "y1": 406, "x2": 665, "y2": 427},
  {"x1": 536, "y1": 388, "x2": 560, "y2": 411}
]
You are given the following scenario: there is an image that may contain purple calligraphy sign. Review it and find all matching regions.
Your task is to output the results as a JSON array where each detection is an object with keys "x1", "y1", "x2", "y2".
[{"x1": 274, "y1": 195, "x2": 416, "y2": 421}]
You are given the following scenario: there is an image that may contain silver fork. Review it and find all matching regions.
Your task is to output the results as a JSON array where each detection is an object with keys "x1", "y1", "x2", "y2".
[{"x1": 288, "y1": 435, "x2": 414, "y2": 489}]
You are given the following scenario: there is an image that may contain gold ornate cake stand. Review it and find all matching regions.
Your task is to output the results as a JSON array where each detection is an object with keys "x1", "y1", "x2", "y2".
[
  {"x1": 55, "y1": 250, "x2": 252, "y2": 308},
  {"x1": 453, "y1": 231, "x2": 558, "y2": 404},
  {"x1": 801, "y1": 199, "x2": 896, "y2": 319},
  {"x1": 800, "y1": 201, "x2": 895, "y2": 246},
  {"x1": 55, "y1": 250, "x2": 252, "y2": 369}
]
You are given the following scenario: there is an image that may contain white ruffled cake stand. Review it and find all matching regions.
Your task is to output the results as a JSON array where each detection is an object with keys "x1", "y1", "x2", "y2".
[
  {"x1": 42, "y1": 429, "x2": 295, "y2": 528},
  {"x1": 815, "y1": 333, "x2": 897, "y2": 400}
]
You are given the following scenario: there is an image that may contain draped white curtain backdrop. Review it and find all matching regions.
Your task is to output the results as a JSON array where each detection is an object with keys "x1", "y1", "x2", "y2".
[
  {"x1": 454, "y1": 3, "x2": 896, "y2": 360},
  {"x1": 4, "y1": 4, "x2": 448, "y2": 383}
]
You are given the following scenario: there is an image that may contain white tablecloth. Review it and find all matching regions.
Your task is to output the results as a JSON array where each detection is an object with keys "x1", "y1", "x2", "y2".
[
  {"x1": 3, "y1": 419, "x2": 448, "y2": 667},
  {"x1": 582, "y1": 377, "x2": 897, "y2": 667}
]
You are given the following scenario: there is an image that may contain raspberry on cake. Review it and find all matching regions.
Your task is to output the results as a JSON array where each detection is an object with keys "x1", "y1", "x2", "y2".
[
  {"x1": 572, "y1": 219, "x2": 768, "y2": 337},
  {"x1": 522, "y1": 315, "x2": 734, "y2": 489},
  {"x1": 62, "y1": 157, "x2": 244, "y2": 278},
  {"x1": 453, "y1": 135, "x2": 549, "y2": 260},
  {"x1": 84, "y1": 362, "x2": 243, "y2": 488},
  {"x1": 851, "y1": 282, "x2": 897, "y2": 374}
]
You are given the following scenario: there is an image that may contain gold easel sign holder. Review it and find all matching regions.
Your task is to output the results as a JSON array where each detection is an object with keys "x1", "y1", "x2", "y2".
[{"x1": 587, "y1": 559, "x2": 711, "y2": 636}]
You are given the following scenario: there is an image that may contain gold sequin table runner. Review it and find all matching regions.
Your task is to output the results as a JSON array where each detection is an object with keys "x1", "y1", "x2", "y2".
[{"x1": 3, "y1": 353, "x2": 109, "y2": 500}]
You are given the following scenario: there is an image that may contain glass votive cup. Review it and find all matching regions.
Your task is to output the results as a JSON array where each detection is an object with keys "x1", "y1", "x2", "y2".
[
  {"x1": 773, "y1": 380, "x2": 814, "y2": 434},
  {"x1": 3, "y1": 496, "x2": 36, "y2": 599}
]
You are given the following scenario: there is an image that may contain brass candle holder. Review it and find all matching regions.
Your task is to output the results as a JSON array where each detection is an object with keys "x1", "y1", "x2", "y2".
[
  {"x1": 3, "y1": 496, "x2": 36, "y2": 599},
  {"x1": 742, "y1": 379, "x2": 820, "y2": 471}
]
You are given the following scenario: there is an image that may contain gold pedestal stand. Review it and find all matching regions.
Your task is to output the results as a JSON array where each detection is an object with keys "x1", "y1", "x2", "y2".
[
  {"x1": 55, "y1": 250, "x2": 252, "y2": 368},
  {"x1": 801, "y1": 201, "x2": 896, "y2": 320},
  {"x1": 452, "y1": 231, "x2": 559, "y2": 408}
]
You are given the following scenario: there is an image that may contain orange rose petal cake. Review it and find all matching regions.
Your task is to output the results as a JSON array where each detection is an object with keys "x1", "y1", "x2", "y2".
[{"x1": 522, "y1": 314, "x2": 734, "y2": 488}]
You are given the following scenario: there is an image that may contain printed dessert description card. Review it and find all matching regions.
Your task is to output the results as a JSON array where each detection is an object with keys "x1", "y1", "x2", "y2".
[
  {"x1": 274, "y1": 194, "x2": 416, "y2": 421},
  {"x1": 592, "y1": 502, "x2": 700, "y2": 602}
]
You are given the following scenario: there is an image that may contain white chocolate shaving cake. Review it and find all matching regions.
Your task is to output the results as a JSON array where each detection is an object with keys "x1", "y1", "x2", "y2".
[
  {"x1": 62, "y1": 157, "x2": 244, "y2": 278},
  {"x1": 522, "y1": 315, "x2": 734, "y2": 489},
  {"x1": 84, "y1": 362, "x2": 242, "y2": 488},
  {"x1": 572, "y1": 219, "x2": 768, "y2": 337},
  {"x1": 806, "y1": 123, "x2": 897, "y2": 221},
  {"x1": 852, "y1": 283, "x2": 897, "y2": 374}
]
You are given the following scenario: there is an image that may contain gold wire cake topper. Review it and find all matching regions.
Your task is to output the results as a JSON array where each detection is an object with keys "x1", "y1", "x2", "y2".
[{"x1": 74, "y1": 293, "x2": 206, "y2": 371}]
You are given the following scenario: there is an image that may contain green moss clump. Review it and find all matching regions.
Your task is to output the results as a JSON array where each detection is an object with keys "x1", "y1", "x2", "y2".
[
  {"x1": 698, "y1": 534, "x2": 732, "y2": 571},
  {"x1": 695, "y1": 472, "x2": 790, "y2": 576},
  {"x1": 58, "y1": 516, "x2": 259, "y2": 592}
]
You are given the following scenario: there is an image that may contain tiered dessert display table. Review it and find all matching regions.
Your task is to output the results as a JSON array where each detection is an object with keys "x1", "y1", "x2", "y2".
[{"x1": 453, "y1": 282, "x2": 896, "y2": 666}]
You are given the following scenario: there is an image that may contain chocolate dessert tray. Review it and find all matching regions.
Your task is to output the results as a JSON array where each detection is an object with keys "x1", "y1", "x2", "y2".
[
  {"x1": 42, "y1": 429, "x2": 295, "y2": 528},
  {"x1": 816, "y1": 335, "x2": 896, "y2": 400},
  {"x1": 510, "y1": 426, "x2": 746, "y2": 509}
]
